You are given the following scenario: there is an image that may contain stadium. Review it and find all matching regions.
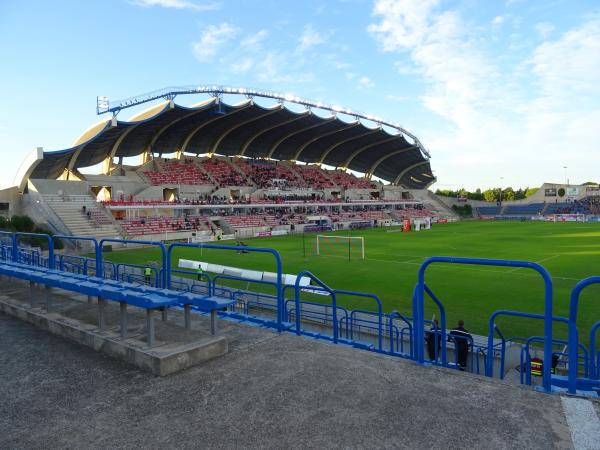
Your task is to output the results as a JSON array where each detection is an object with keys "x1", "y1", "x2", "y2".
[{"x1": 2, "y1": 86, "x2": 600, "y2": 447}]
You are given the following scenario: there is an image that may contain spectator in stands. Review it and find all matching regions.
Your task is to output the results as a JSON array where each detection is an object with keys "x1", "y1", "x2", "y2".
[
  {"x1": 449, "y1": 320, "x2": 472, "y2": 371},
  {"x1": 425, "y1": 319, "x2": 441, "y2": 362}
]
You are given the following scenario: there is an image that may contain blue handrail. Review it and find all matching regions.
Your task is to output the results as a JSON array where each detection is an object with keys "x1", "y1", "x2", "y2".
[
  {"x1": 294, "y1": 271, "x2": 336, "y2": 341},
  {"x1": 521, "y1": 336, "x2": 588, "y2": 386},
  {"x1": 13, "y1": 232, "x2": 55, "y2": 269},
  {"x1": 415, "y1": 256, "x2": 554, "y2": 392},
  {"x1": 590, "y1": 321, "x2": 600, "y2": 380},
  {"x1": 99, "y1": 238, "x2": 167, "y2": 287},
  {"x1": 54, "y1": 235, "x2": 98, "y2": 275},
  {"x1": 166, "y1": 242, "x2": 285, "y2": 330},
  {"x1": 568, "y1": 276, "x2": 600, "y2": 394},
  {"x1": 390, "y1": 310, "x2": 413, "y2": 357},
  {"x1": 488, "y1": 311, "x2": 568, "y2": 381}
]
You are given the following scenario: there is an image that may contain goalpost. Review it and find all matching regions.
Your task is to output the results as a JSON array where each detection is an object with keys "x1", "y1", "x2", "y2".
[
  {"x1": 551, "y1": 214, "x2": 586, "y2": 222},
  {"x1": 315, "y1": 235, "x2": 365, "y2": 260}
]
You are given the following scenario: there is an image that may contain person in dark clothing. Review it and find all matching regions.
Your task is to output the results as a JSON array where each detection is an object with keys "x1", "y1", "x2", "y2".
[
  {"x1": 425, "y1": 319, "x2": 441, "y2": 362},
  {"x1": 449, "y1": 320, "x2": 472, "y2": 371}
]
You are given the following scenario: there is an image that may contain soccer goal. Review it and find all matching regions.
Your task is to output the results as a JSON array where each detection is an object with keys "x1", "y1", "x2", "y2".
[
  {"x1": 315, "y1": 235, "x2": 365, "y2": 260},
  {"x1": 551, "y1": 214, "x2": 586, "y2": 222}
]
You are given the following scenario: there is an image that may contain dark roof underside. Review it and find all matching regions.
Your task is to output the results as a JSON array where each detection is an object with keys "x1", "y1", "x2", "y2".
[{"x1": 30, "y1": 101, "x2": 433, "y2": 186}]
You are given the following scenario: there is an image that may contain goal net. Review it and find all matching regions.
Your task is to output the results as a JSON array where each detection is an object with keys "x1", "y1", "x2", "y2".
[
  {"x1": 315, "y1": 235, "x2": 365, "y2": 260},
  {"x1": 551, "y1": 214, "x2": 586, "y2": 222}
]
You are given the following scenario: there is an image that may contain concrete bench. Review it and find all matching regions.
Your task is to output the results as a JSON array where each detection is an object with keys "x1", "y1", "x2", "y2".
[{"x1": 0, "y1": 261, "x2": 235, "y2": 347}]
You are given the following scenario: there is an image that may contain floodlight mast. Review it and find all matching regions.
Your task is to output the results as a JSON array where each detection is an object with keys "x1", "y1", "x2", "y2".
[{"x1": 95, "y1": 85, "x2": 430, "y2": 158}]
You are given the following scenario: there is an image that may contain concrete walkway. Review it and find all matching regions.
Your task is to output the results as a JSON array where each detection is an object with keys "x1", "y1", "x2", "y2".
[{"x1": 3, "y1": 310, "x2": 597, "y2": 449}]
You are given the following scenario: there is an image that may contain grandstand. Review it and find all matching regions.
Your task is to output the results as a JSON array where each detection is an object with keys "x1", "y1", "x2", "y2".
[{"x1": 0, "y1": 87, "x2": 453, "y2": 243}]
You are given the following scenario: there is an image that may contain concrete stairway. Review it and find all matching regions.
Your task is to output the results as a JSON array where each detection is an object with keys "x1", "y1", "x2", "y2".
[{"x1": 41, "y1": 194, "x2": 121, "y2": 239}]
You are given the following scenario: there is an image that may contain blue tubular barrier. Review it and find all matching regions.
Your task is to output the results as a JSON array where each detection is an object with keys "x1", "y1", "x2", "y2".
[
  {"x1": 54, "y1": 235, "x2": 98, "y2": 275},
  {"x1": 390, "y1": 311, "x2": 413, "y2": 357},
  {"x1": 415, "y1": 257, "x2": 554, "y2": 393},
  {"x1": 521, "y1": 337, "x2": 589, "y2": 386},
  {"x1": 568, "y1": 276, "x2": 600, "y2": 394},
  {"x1": 591, "y1": 321, "x2": 600, "y2": 380},
  {"x1": 14, "y1": 232, "x2": 54, "y2": 269},
  {"x1": 349, "y1": 309, "x2": 383, "y2": 346},
  {"x1": 213, "y1": 275, "x2": 279, "y2": 315},
  {"x1": 116, "y1": 263, "x2": 160, "y2": 287},
  {"x1": 284, "y1": 299, "x2": 349, "y2": 338},
  {"x1": 493, "y1": 324, "x2": 507, "y2": 379},
  {"x1": 488, "y1": 311, "x2": 568, "y2": 384},
  {"x1": 335, "y1": 289, "x2": 383, "y2": 352},
  {"x1": 424, "y1": 284, "x2": 447, "y2": 365},
  {"x1": 170, "y1": 268, "x2": 212, "y2": 294},
  {"x1": 60, "y1": 256, "x2": 87, "y2": 274},
  {"x1": 99, "y1": 239, "x2": 167, "y2": 287},
  {"x1": 166, "y1": 242, "x2": 285, "y2": 331},
  {"x1": 294, "y1": 271, "x2": 336, "y2": 341}
]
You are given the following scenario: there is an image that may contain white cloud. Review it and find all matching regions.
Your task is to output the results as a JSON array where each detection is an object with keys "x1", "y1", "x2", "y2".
[
  {"x1": 357, "y1": 76, "x2": 375, "y2": 89},
  {"x1": 230, "y1": 57, "x2": 254, "y2": 73},
  {"x1": 386, "y1": 94, "x2": 409, "y2": 102},
  {"x1": 491, "y1": 15, "x2": 504, "y2": 27},
  {"x1": 129, "y1": 0, "x2": 220, "y2": 11},
  {"x1": 297, "y1": 24, "x2": 326, "y2": 52},
  {"x1": 241, "y1": 29, "x2": 269, "y2": 50},
  {"x1": 192, "y1": 23, "x2": 239, "y2": 62},
  {"x1": 532, "y1": 19, "x2": 600, "y2": 99},
  {"x1": 368, "y1": 0, "x2": 600, "y2": 188},
  {"x1": 535, "y1": 22, "x2": 555, "y2": 39}
]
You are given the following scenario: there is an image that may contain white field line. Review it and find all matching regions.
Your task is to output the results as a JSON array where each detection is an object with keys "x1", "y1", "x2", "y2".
[{"x1": 506, "y1": 254, "x2": 561, "y2": 274}]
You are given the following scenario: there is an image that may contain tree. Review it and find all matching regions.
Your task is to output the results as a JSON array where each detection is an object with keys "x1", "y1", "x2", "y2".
[
  {"x1": 525, "y1": 187, "x2": 539, "y2": 197},
  {"x1": 483, "y1": 189, "x2": 498, "y2": 202},
  {"x1": 502, "y1": 187, "x2": 515, "y2": 201},
  {"x1": 10, "y1": 215, "x2": 35, "y2": 232}
]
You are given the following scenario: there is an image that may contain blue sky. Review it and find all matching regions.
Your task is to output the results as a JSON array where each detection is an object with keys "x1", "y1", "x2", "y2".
[{"x1": 0, "y1": 0, "x2": 599, "y2": 190}]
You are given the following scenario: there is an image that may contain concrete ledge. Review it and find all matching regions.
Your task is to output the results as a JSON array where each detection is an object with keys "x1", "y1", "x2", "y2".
[{"x1": 0, "y1": 298, "x2": 228, "y2": 376}]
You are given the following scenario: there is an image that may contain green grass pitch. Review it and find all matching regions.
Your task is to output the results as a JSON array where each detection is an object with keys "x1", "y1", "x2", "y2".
[{"x1": 101, "y1": 221, "x2": 600, "y2": 341}]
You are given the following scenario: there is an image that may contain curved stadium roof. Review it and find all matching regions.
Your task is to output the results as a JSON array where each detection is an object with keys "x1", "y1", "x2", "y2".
[{"x1": 28, "y1": 87, "x2": 435, "y2": 188}]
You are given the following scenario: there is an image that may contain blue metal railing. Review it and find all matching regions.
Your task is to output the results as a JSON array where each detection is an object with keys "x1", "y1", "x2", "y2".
[
  {"x1": 568, "y1": 276, "x2": 600, "y2": 394},
  {"x1": 166, "y1": 242, "x2": 285, "y2": 331},
  {"x1": 414, "y1": 257, "x2": 554, "y2": 392},
  {"x1": 5, "y1": 230, "x2": 600, "y2": 395},
  {"x1": 98, "y1": 238, "x2": 167, "y2": 287}
]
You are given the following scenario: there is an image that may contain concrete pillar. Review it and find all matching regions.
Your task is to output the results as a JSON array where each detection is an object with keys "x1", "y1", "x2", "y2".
[
  {"x1": 119, "y1": 302, "x2": 128, "y2": 340},
  {"x1": 98, "y1": 297, "x2": 106, "y2": 330},
  {"x1": 146, "y1": 309, "x2": 155, "y2": 347}
]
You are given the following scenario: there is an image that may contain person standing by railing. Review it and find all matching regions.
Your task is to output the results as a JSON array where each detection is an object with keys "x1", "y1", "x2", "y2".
[{"x1": 449, "y1": 320, "x2": 472, "y2": 371}]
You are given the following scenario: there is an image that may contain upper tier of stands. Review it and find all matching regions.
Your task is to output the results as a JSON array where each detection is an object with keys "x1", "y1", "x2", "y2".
[
  {"x1": 137, "y1": 157, "x2": 380, "y2": 191},
  {"x1": 143, "y1": 160, "x2": 211, "y2": 186},
  {"x1": 328, "y1": 170, "x2": 376, "y2": 189},
  {"x1": 293, "y1": 165, "x2": 335, "y2": 189},
  {"x1": 236, "y1": 160, "x2": 303, "y2": 189},
  {"x1": 199, "y1": 158, "x2": 248, "y2": 187}
]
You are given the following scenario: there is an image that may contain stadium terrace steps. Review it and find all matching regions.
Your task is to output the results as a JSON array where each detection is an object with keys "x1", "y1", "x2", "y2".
[{"x1": 41, "y1": 194, "x2": 120, "y2": 239}]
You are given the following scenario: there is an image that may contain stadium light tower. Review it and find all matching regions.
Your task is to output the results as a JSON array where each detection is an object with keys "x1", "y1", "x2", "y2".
[
  {"x1": 563, "y1": 166, "x2": 568, "y2": 186},
  {"x1": 499, "y1": 176, "x2": 504, "y2": 204}
]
